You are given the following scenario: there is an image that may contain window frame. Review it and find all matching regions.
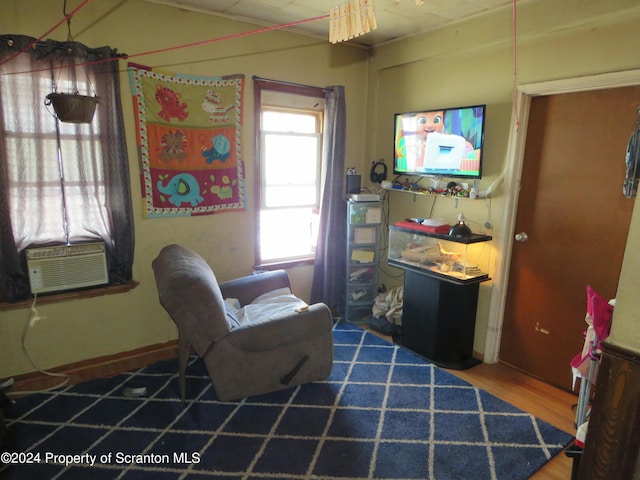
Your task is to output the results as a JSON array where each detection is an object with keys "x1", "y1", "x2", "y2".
[
  {"x1": 0, "y1": 35, "x2": 135, "y2": 303},
  {"x1": 253, "y1": 78, "x2": 325, "y2": 269},
  {"x1": 4, "y1": 109, "x2": 108, "y2": 249},
  {"x1": 260, "y1": 106, "x2": 323, "y2": 209}
]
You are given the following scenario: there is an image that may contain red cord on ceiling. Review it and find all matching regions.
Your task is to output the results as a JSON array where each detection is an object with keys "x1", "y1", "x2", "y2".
[
  {"x1": 1, "y1": 12, "x2": 331, "y2": 77},
  {"x1": 124, "y1": 13, "x2": 330, "y2": 61}
]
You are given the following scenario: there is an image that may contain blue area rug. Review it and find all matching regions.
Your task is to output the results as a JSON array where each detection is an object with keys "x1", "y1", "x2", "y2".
[{"x1": 2, "y1": 323, "x2": 572, "y2": 479}]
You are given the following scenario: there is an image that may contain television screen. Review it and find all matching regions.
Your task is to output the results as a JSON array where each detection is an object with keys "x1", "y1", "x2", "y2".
[{"x1": 394, "y1": 105, "x2": 485, "y2": 179}]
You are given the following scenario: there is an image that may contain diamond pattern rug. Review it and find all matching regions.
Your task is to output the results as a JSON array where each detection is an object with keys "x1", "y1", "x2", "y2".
[{"x1": 2, "y1": 323, "x2": 572, "y2": 479}]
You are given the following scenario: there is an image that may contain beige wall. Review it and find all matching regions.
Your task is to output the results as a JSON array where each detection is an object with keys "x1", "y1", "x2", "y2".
[
  {"x1": 365, "y1": 0, "x2": 640, "y2": 356},
  {"x1": 610, "y1": 192, "x2": 640, "y2": 350},
  {"x1": 0, "y1": 0, "x2": 369, "y2": 377}
]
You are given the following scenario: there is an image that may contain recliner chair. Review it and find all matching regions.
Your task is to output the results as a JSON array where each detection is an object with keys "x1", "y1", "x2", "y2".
[{"x1": 152, "y1": 244, "x2": 334, "y2": 402}]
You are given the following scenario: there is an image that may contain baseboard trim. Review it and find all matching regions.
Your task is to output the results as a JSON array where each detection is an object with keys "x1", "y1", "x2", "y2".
[{"x1": 8, "y1": 340, "x2": 178, "y2": 396}]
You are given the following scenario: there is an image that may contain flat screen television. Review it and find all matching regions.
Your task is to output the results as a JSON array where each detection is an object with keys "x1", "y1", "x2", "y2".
[{"x1": 393, "y1": 104, "x2": 486, "y2": 179}]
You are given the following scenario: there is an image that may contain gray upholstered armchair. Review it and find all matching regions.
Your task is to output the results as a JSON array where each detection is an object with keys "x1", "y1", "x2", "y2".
[{"x1": 152, "y1": 244, "x2": 334, "y2": 402}]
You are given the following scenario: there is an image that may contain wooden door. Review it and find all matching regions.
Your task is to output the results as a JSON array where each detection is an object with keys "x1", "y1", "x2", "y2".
[{"x1": 499, "y1": 87, "x2": 639, "y2": 390}]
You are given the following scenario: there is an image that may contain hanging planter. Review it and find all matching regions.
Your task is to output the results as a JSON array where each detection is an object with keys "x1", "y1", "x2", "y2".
[
  {"x1": 45, "y1": 92, "x2": 99, "y2": 124},
  {"x1": 42, "y1": 1, "x2": 100, "y2": 124}
]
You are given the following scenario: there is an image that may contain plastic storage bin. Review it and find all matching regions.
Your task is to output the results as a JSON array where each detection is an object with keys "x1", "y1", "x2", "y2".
[{"x1": 341, "y1": 200, "x2": 381, "y2": 322}]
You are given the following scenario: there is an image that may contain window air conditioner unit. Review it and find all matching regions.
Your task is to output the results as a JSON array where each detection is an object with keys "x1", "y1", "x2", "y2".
[{"x1": 26, "y1": 242, "x2": 109, "y2": 294}]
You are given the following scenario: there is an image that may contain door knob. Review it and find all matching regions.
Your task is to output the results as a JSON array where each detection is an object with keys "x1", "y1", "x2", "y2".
[{"x1": 515, "y1": 232, "x2": 528, "y2": 242}]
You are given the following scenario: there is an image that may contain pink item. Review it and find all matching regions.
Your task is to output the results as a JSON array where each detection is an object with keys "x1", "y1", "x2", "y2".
[{"x1": 570, "y1": 285, "x2": 614, "y2": 388}]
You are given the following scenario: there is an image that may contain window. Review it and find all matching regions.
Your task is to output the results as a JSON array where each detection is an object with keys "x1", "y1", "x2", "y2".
[
  {"x1": 254, "y1": 79, "x2": 325, "y2": 266},
  {"x1": 4, "y1": 78, "x2": 106, "y2": 249},
  {"x1": 0, "y1": 35, "x2": 134, "y2": 302}
]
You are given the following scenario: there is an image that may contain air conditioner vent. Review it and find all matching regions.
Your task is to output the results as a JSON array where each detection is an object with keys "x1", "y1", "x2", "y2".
[{"x1": 26, "y1": 242, "x2": 109, "y2": 294}]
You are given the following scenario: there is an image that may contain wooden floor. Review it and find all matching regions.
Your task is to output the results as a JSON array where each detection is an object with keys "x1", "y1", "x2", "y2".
[{"x1": 9, "y1": 335, "x2": 579, "y2": 479}]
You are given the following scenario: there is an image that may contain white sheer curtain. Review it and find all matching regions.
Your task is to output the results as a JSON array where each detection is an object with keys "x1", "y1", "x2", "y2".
[{"x1": 3, "y1": 60, "x2": 109, "y2": 249}]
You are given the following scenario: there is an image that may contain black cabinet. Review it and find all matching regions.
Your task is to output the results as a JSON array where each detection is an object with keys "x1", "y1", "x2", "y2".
[{"x1": 400, "y1": 268, "x2": 482, "y2": 369}]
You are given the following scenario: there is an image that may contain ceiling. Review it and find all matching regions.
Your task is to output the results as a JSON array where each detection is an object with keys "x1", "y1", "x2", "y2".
[{"x1": 144, "y1": 0, "x2": 514, "y2": 47}]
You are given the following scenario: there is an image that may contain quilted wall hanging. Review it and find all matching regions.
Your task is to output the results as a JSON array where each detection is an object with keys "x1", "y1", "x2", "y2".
[{"x1": 128, "y1": 63, "x2": 246, "y2": 218}]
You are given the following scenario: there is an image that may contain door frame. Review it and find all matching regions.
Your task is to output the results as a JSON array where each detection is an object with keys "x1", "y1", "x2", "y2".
[{"x1": 484, "y1": 68, "x2": 640, "y2": 364}]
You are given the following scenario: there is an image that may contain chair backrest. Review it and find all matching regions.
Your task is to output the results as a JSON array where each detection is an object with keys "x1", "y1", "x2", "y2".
[{"x1": 152, "y1": 244, "x2": 232, "y2": 354}]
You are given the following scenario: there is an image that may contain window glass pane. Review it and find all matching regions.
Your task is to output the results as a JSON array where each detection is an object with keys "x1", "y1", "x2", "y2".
[
  {"x1": 260, "y1": 208, "x2": 318, "y2": 261},
  {"x1": 257, "y1": 94, "x2": 323, "y2": 264},
  {"x1": 265, "y1": 186, "x2": 318, "y2": 207},
  {"x1": 264, "y1": 133, "x2": 318, "y2": 187},
  {"x1": 263, "y1": 111, "x2": 316, "y2": 133}
]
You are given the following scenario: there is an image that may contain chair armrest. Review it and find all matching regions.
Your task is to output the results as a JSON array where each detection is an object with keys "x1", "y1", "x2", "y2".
[{"x1": 219, "y1": 270, "x2": 291, "y2": 306}]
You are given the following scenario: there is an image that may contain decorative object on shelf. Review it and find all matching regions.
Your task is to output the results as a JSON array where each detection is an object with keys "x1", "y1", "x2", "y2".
[
  {"x1": 446, "y1": 181, "x2": 470, "y2": 197},
  {"x1": 449, "y1": 212, "x2": 472, "y2": 238},
  {"x1": 469, "y1": 179, "x2": 479, "y2": 199},
  {"x1": 346, "y1": 166, "x2": 361, "y2": 194},
  {"x1": 384, "y1": 178, "x2": 477, "y2": 197}
]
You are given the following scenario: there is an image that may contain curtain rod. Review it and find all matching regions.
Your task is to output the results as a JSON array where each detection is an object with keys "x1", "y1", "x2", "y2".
[
  {"x1": 252, "y1": 75, "x2": 327, "y2": 93},
  {"x1": 3, "y1": 38, "x2": 127, "y2": 58}
]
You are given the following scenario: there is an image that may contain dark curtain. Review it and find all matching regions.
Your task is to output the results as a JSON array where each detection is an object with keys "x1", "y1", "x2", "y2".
[
  {"x1": 310, "y1": 86, "x2": 347, "y2": 310},
  {"x1": 0, "y1": 35, "x2": 134, "y2": 302}
]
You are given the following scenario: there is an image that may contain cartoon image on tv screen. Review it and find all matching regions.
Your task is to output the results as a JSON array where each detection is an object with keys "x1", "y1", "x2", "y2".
[{"x1": 395, "y1": 106, "x2": 484, "y2": 178}]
